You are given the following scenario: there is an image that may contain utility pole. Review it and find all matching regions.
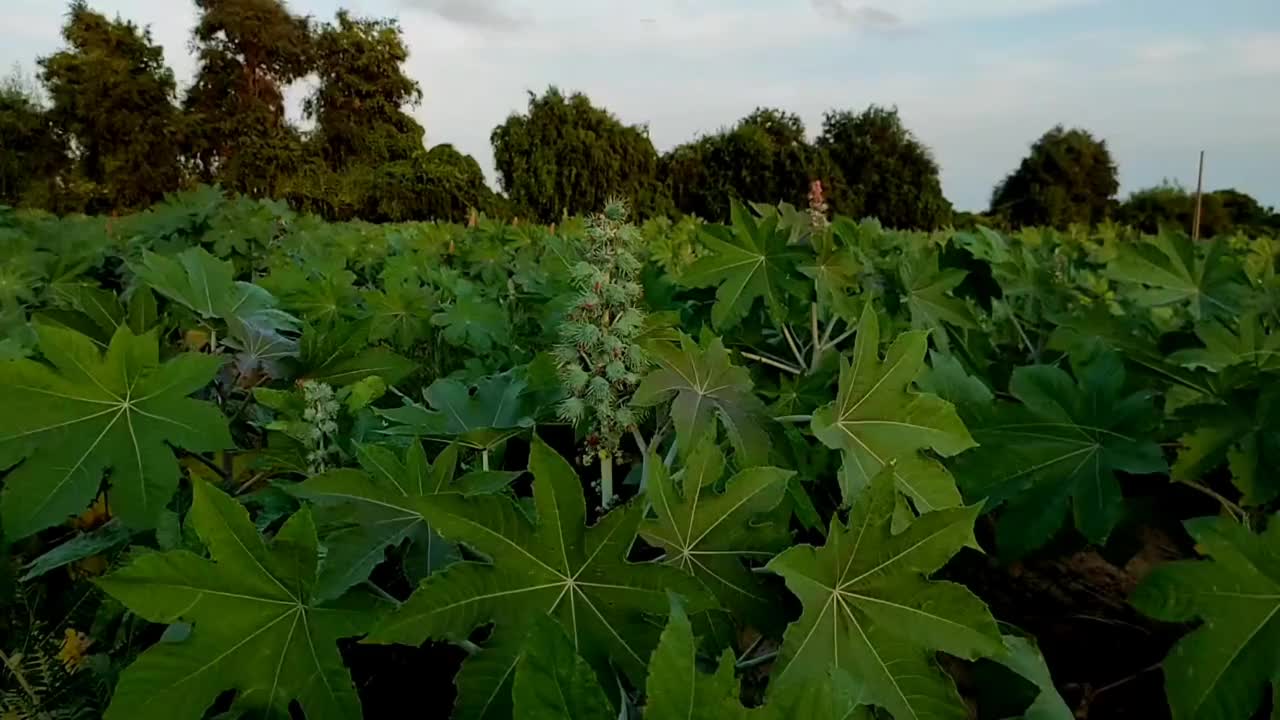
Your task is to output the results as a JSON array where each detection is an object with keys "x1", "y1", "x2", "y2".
[{"x1": 1192, "y1": 150, "x2": 1205, "y2": 241}]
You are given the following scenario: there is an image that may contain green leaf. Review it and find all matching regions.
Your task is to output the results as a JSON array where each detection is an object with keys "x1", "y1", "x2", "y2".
[
  {"x1": 645, "y1": 595, "x2": 745, "y2": 720},
  {"x1": 378, "y1": 371, "x2": 536, "y2": 450},
  {"x1": 1174, "y1": 387, "x2": 1280, "y2": 506},
  {"x1": 1169, "y1": 312, "x2": 1280, "y2": 374},
  {"x1": 433, "y1": 295, "x2": 509, "y2": 353},
  {"x1": 1132, "y1": 516, "x2": 1280, "y2": 720},
  {"x1": 512, "y1": 617, "x2": 613, "y2": 720},
  {"x1": 679, "y1": 200, "x2": 807, "y2": 331},
  {"x1": 641, "y1": 437, "x2": 792, "y2": 629},
  {"x1": 765, "y1": 469, "x2": 1002, "y2": 720},
  {"x1": 992, "y1": 635, "x2": 1072, "y2": 720},
  {"x1": 1107, "y1": 233, "x2": 1248, "y2": 321},
  {"x1": 366, "y1": 436, "x2": 712, "y2": 720},
  {"x1": 900, "y1": 249, "x2": 976, "y2": 352},
  {"x1": 811, "y1": 304, "x2": 975, "y2": 511},
  {"x1": 290, "y1": 442, "x2": 464, "y2": 601},
  {"x1": 632, "y1": 334, "x2": 771, "y2": 467},
  {"x1": 0, "y1": 325, "x2": 232, "y2": 539},
  {"x1": 365, "y1": 282, "x2": 436, "y2": 349},
  {"x1": 95, "y1": 480, "x2": 385, "y2": 720},
  {"x1": 134, "y1": 247, "x2": 297, "y2": 333},
  {"x1": 20, "y1": 518, "x2": 132, "y2": 581},
  {"x1": 128, "y1": 287, "x2": 160, "y2": 333},
  {"x1": 302, "y1": 346, "x2": 416, "y2": 387},
  {"x1": 954, "y1": 352, "x2": 1165, "y2": 557}
]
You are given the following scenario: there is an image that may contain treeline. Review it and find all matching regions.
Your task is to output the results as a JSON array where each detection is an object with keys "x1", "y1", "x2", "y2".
[{"x1": 2, "y1": 0, "x2": 1277, "y2": 235}]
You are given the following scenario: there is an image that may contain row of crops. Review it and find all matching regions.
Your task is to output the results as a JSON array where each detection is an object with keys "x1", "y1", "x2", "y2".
[{"x1": 1, "y1": 185, "x2": 1278, "y2": 719}]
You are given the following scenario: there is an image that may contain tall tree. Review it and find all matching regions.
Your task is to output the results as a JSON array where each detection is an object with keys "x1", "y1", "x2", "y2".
[
  {"x1": 37, "y1": 1, "x2": 181, "y2": 211},
  {"x1": 306, "y1": 11, "x2": 424, "y2": 169},
  {"x1": 663, "y1": 108, "x2": 835, "y2": 221},
  {"x1": 990, "y1": 125, "x2": 1119, "y2": 228},
  {"x1": 817, "y1": 105, "x2": 951, "y2": 230},
  {"x1": 184, "y1": 0, "x2": 312, "y2": 197},
  {"x1": 491, "y1": 87, "x2": 666, "y2": 221},
  {"x1": 0, "y1": 71, "x2": 65, "y2": 208}
]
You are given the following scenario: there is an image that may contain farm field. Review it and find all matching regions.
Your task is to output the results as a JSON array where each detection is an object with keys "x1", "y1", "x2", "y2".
[{"x1": 3, "y1": 186, "x2": 1279, "y2": 719}]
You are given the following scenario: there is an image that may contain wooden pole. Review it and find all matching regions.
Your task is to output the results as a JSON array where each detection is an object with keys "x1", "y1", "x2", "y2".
[{"x1": 1192, "y1": 150, "x2": 1205, "y2": 241}]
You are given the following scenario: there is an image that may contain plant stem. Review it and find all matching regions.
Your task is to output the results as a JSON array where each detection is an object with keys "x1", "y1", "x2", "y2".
[
  {"x1": 822, "y1": 326, "x2": 858, "y2": 353},
  {"x1": 663, "y1": 437, "x2": 679, "y2": 469},
  {"x1": 600, "y1": 452, "x2": 614, "y2": 509},
  {"x1": 781, "y1": 324, "x2": 807, "y2": 371},
  {"x1": 735, "y1": 650, "x2": 778, "y2": 671},
  {"x1": 773, "y1": 415, "x2": 813, "y2": 424},
  {"x1": 1178, "y1": 480, "x2": 1247, "y2": 524},
  {"x1": 740, "y1": 351, "x2": 802, "y2": 375},
  {"x1": 809, "y1": 303, "x2": 821, "y2": 370},
  {"x1": 0, "y1": 647, "x2": 39, "y2": 705},
  {"x1": 481, "y1": 449, "x2": 490, "y2": 471}
]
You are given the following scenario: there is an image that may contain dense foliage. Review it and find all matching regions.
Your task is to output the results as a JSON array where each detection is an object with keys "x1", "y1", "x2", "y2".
[
  {"x1": 990, "y1": 125, "x2": 1120, "y2": 228},
  {"x1": 492, "y1": 88, "x2": 667, "y2": 221},
  {"x1": 4, "y1": 184, "x2": 1280, "y2": 719}
]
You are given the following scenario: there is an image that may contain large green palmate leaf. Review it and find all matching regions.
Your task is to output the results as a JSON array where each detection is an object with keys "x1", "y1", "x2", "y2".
[
  {"x1": 133, "y1": 246, "x2": 299, "y2": 334},
  {"x1": 289, "y1": 442, "x2": 520, "y2": 602},
  {"x1": 365, "y1": 437, "x2": 711, "y2": 720},
  {"x1": 0, "y1": 325, "x2": 232, "y2": 539},
  {"x1": 644, "y1": 597, "x2": 747, "y2": 720},
  {"x1": 765, "y1": 469, "x2": 1002, "y2": 720},
  {"x1": 1132, "y1": 516, "x2": 1280, "y2": 720},
  {"x1": 95, "y1": 480, "x2": 385, "y2": 720},
  {"x1": 899, "y1": 248, "x2": 977, "y2": 353},
  {"x1": 952, "y1": 352, "x2": 1165, "y2": 558},
  {"x1": 433, "y1": 295, "x2": 509, "y2": 353},
  {"x1": 133, "y1": 247, "x2": 300, "y2": 376},
  {"x1": 1107, "y1": 233, "x2": 1248, "y2": 322},
  {"x1": 1169, "y1": 313, "x2": 1280, "y2": 375},
  {"x1": 377, "y1": 371, "x2": 537, "y2": 451},
  {"x1": 632, "y1": 334, "x2": 772, "y2": 467},
  {"x1": 511, "y1": 617, "x2": 613, "y2": 720},
  {"x1": 640, "y1": 437, "x2": 793, "y2": 630},
  {"x1": 811, "y1": 305, "x2": 975, "y2": 511},
  {"x1": 1173, "y1": 386, "x2": 1280, "y2": 507},
  {"x1": 679, "y1": 200, "x2": 807, "y2": 331}
]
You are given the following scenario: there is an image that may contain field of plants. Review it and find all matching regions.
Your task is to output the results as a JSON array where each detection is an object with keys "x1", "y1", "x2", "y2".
[{"x1": 2, "y1": 185, "x2": 1279, "y2": 720}]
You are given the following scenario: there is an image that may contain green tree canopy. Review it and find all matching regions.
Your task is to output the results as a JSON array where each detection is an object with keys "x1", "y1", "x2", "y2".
[
  {"x1": 306, "y1": 11, "x2": 424, "y2": 169},
  {"x1": 0, "y1": 71, "x2": 65, "y2": 208},
  {"x1": 990, "y1": 125, "x2": 1119, "y2": 228},
  {"x1": 1117, "y1": 184, "x2": 1279, "y2": 238},
  {"x1": 183, "y1": 0, "x2": 312, "y2": 197},
  {"x1": 817, "y1": 105, "x2": 951, "y2": 230},
  {"x1": 664, "y1": 108, "x2": 833, "y2": 221},
  {"x1": 491, "y1": 87, "x2": 665, "y2": 221},
  {"x1": 37, "y1": 1, "x2": 182, "y2": 211}
]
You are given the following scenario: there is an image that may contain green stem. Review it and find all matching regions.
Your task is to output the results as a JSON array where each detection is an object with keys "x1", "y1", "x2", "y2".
[
  {"x1": 0, "y1": 647, "x2": 39, "y2": 705},
  {"x1": 736, "y1": 650, "x2": 779, "y2": 671},
  {"x1": 600, "y1": 453, "x2": 614, "y2": 509},
  {"x1": 740, "y1": 351, "x2": 802, "y2": 375},
  {"x1": 482, "y1": 449, "x2": 490, "y2": 471},
  {"x1": 773, "y1": 415, "x2": 812, "y2": 424}
]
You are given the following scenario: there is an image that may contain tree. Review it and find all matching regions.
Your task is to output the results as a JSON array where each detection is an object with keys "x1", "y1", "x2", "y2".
[
  {"x1": 817, "y1": 105, "x2": 951, "y2": 230},
  {"x1": 990, "y1": 125, "x2": 1119, "y2": 228},
  {"x1": 306, "y1": 11, "x2": 424, "y2": 169},
  {"x1": 663, "y1": 108, "x2": 835, "y2": 221},
  {"x1": 184, "y1": 0, "x2": 312, "y2": 197},
  {"x1": 0, "y1": 70, "x2": 65, "y2": 207},
  {"x1": 367, "y1": 144, "x2": 499, "y2": 222},
  {"x1": 1118, "y1": 183, "x2": 1279, "y2": 238},
  {"x1": 37, "y1": 1, "x2": 182, "y2": 211},
  {"x1": 491, "y1": 87, "x2": 666, "y2": 221}
]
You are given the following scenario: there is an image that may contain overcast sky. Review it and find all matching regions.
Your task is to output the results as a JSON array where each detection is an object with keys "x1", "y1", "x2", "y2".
[{"x1": 3, "y1": 0, "x2": 1277, "y2": 210}]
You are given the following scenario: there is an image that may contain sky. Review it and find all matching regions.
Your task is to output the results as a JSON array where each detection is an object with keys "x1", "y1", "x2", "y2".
[{"x1": 3, "y1": 0, "x2": 1278, "y2": 211}]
